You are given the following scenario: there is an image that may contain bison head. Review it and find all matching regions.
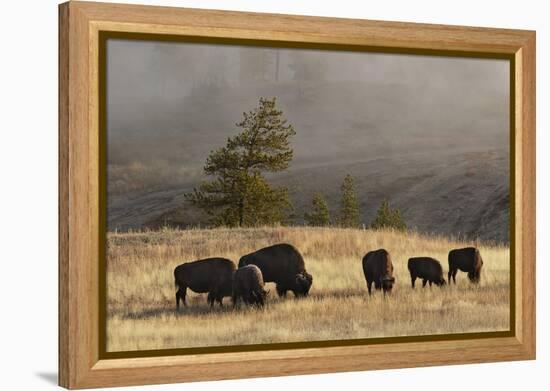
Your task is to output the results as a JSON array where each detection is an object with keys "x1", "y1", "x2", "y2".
[
  {"x1": 294, "y1": 272, "x2": 313, "y2": 297},
  {"x1": 380, "y1": 276, "x2": 395, "y2": 292},
  {"x1": 467, "y1": 271, "x2": 481, "y2": 284}
]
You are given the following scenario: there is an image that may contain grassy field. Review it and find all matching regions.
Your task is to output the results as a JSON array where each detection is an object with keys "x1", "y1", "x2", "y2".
[{"x1": 106, "y1": 226, "x2": 510, "y2": 352}]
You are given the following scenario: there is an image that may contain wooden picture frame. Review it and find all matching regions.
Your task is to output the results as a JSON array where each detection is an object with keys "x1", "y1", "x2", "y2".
[{"x1": 59, "y1": 1, "x2": 536, "y2": 389}]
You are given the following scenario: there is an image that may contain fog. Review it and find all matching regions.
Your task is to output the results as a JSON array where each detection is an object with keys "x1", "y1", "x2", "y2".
[{"x1": 106, "y1": 39, "x2": 509, "y2": 196}]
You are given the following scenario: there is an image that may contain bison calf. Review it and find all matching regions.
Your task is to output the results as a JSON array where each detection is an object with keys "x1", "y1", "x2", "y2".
[
  {"x1": 232, "y1": 265, "x2": 268, "y2": 307},
  {"x1": 362, "y1": 249, "x2": 395, "y2": 295},
  {"x1": 408, "y1": 257, "x2": 446, "y2": 288},
  {"x1": 174, "y1": 257, "x2": 236, "y2": 309},
  {"x1": 448, "y1": 247, "x2": 483, "y2": 284},
  {"x1": 239, "y1": 243, "x2": 312, "y2": 298}
]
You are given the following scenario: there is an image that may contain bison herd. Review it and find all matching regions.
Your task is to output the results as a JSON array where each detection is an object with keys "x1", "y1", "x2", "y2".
[
  {"x1": 174, "y1": 243, "x2": 312, "y2": 309},
  {"x1": 173, "y1": 243, "x2": 483, "y2": 309}
]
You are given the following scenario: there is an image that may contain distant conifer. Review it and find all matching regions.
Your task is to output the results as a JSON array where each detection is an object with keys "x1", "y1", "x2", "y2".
[
  {"x1": 370, "y1": 199, "x2": 407, "y2": 231},
  {"x1": 338, "y1": 174, "x2": 361, "y2": 228},
  {"x1": 304, "y1": 193, "x2": 331, "y2": 226}
]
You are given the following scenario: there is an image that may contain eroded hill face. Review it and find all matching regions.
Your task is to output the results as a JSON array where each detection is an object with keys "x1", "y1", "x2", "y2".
[{"x1": 107, "y1": 146, "x2": 509, "y2": 244}]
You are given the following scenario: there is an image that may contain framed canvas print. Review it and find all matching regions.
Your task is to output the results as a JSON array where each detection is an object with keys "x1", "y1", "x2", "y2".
[{"x1": 58, "y1": 1, "x2": 536, "y2": 389}]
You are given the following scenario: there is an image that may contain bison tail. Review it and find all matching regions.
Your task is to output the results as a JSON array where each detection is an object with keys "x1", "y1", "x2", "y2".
[
  {"x1": 174, "y1": 270, "x2": 179, "y2": 290},
  {"x1": 237, "y1": 257, "x2": 247, "y2": 268},
  {"x1": 476, "y1": 248, "x2": 484, "y2": 265}
]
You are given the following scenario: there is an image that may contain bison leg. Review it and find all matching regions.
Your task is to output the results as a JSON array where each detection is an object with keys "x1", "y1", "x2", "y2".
[
  {"x1": 232, "y1": 285, "x2": 243, "y2": 308},
  {"x1": 422, "y1": 279, "x2": 427, "y2": 288},
  {"x1": 208, "y1": 287, "x2": 222, "y2": 308},
  {"x1": 429, "y1": 280, "x2": 433, "y2": 287},
  {"x1": 449, "y1": 269, "x2": 457, "y2": 284},
  {"x1": 367, "y1": 281, "x2": 373, "y2": 295},
  {"x1": 176, "y1": 286, "x2": 187, "y2": 309},
  {"x1": 253, "y1": 290, "x2": 264, "y2": 307},
  {"x1": 291, "y1": 290, "x2": 303, "y2": 298},
  {"x1": 243, "y1": 293, "x2": 254, "y2": 305},
  {"x1": 276, "y1": 284, "x2": 287, "y2": 298},
  {"x1": 207, "y1": 292, "x2": 215, "y2": 307},
  {"x1": 411, "y1": 275, "x2": 416, "y2": 288}
]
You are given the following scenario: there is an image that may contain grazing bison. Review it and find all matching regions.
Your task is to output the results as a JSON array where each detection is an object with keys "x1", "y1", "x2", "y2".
[
  {"x1": 173, "y1": 257, "x2": 236, "y2": 309},
  {"x1": 232, "y1": 265, "x2": 268, "y2": 307},
  {"x1": 238, "y1": 243, "x2": 313, "y2": 298},
  {"x1": 448, "y1": 247, "x2": 483, "y2": 284},
  {"x1": 408, "y1": 257, "x2": 446, "y2": 288},
  {"x1": 362, "y1": 249, "x2": 395, "y2": 295}
]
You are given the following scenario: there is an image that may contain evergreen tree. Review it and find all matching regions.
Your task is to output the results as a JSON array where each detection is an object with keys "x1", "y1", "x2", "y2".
[
  {"x1": 186, "y1": 97, "x2": 295, "y2": 227},
  {"x1": 338, "y1": 174, "x2": 361, "y2": 228},
  {"x1": 370, "y1": 199, "x2": 407, "y2": 231},
  {"x1": 304, "y1": 192, "x2": 330, "y2": 226}
]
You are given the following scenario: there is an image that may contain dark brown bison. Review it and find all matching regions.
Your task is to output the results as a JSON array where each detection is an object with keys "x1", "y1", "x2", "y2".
[
  {"x1": 362, "y1": 249, "x2": 395, "y2": 295},
  {"x1": 232, "y1": 265, "x2": 268, "y2": 307},
  {"x1": 448, "y1": 247, "x2": 483, "y2": 284},
  {"x1": 174, "y1": 257, "x2": 236, "y2": 309},
  {"x1": 408, "y1": 257, "x2": 446, "y2": 288},
  {"x1": 238, "y1": 243, "x2": 312, "y2": 298}
]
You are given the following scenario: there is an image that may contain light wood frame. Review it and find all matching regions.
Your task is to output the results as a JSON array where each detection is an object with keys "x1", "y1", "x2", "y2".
[{"x1": 59, "y1": 1, "x2": 536, "y2": 389}]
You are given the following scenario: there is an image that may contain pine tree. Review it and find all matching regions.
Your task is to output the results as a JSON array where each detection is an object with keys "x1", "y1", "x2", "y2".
[
  {"x1": 338, "y1": 174, "x2": 361, "y2": 228},
  {"x1": 304, "y1": 192, "x2": 330, "y2": 226},
  {"x1": 370, "y1": 199, "x2": 407, "y2": 231},
  {"x1": 186, "y1": 97, "x2": 295, "y2": 227}
]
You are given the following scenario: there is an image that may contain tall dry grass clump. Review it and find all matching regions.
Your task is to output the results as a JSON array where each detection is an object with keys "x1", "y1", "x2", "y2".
[{"x1": 106, "y1": 226, "x2": 509, "y2": 352}]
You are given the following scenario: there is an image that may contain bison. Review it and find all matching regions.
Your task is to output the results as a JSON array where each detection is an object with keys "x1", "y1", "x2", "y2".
[
  {"x1": 448, "y1": 247, "x2": 483, "y2": 284},
  {"x1": 362, "y1": 249, "x2": 395, "y2": 295},
  {"x1": 238, "y1": 243, "x2": 312, "y2": 298},
  {"x1": 407, "y1": 257, "x2": 446, "y2": 288},
  {"x1": 173, "y1": 257, "x2": 236, "y2": 309},
  {"x1": 232, "y1": 265, "x2": 268, "y2": 307}
]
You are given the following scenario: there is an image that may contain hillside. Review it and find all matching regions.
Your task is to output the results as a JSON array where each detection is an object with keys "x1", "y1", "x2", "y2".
[{"x1": 107, "y1": 147, "x2": 509, "y2": 244}]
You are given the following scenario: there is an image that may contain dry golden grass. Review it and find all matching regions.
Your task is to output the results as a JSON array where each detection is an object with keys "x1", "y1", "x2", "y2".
[{"x1": 106, "y1": 226, "x2": 509, "y2": 352}]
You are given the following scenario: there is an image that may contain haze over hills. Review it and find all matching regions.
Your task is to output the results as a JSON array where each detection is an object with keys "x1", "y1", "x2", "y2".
[{"x1": 106, "y1": 40, "x2": 510, "y2": 244}]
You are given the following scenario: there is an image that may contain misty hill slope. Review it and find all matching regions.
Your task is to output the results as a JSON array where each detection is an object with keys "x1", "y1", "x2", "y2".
[
  {"x1": 107, "y1": 147, "x2": 509, "y2": 244},
  {"x1": 107, "y1": 79, "x2": 507, "y2": 196}
]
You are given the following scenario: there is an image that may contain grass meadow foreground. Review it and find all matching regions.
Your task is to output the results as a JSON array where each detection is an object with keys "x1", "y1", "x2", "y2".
[{"x1": 106, "y1": 227, "x2": 510, "y2": 352}]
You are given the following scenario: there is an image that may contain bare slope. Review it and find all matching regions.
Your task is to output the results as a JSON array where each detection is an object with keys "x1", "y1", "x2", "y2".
[{"x1": 107, "y1": 147, "x2": 509, "y2": 243}]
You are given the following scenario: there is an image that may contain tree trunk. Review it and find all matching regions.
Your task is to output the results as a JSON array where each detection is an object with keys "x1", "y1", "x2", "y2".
[{"x1": 238, "y1": 197, "x2": 245, "y2": 227}]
